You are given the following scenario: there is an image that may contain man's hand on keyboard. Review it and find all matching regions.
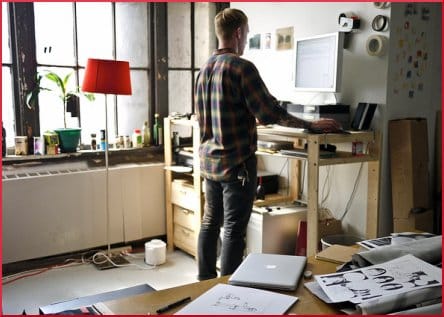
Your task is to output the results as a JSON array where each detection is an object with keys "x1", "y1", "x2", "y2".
[{"x1": 308, "y1": 118, "x2": 344, "y2": 134}]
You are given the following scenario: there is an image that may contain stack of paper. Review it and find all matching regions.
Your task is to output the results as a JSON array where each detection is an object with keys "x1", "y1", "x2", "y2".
[{"x1": 305, "y1": 254, "x2": 442, "y2": 315}]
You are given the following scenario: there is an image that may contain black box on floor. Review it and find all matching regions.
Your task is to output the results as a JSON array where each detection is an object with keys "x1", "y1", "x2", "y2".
[{"x1": 286, "y1": 104, "x2": 350, "y2": 130}]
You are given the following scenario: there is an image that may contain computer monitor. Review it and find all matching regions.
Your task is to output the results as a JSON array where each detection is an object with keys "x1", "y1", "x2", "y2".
[{"x1": 293, "y1": 32, "x2": 344, "y2": 93}]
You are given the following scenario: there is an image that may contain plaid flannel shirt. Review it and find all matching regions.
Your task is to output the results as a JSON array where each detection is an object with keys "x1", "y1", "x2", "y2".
[{"x1": 195, "y1": 49, "x2": 286, "y2": 181}]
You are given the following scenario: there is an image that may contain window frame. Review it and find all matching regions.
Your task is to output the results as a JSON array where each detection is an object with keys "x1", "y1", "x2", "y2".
[{"x1": 2, "y1": 2, "x2": 227, "y2": 162}]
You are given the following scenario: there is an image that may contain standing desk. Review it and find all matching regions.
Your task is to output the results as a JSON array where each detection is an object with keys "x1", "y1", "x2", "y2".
[
  {"x1": 101, "y1": 257, "x2": 341, "y2": 315},
  {"x1": 256, "y1": 127, "x2": 380, "y2": 256}
]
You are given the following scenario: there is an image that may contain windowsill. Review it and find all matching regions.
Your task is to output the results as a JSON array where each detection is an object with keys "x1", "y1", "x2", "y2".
[{"x1": 2, "y1": 146, "x2": 165, "y2": 168}]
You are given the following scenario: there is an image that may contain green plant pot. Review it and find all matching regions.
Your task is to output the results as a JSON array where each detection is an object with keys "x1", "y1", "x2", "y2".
[{"x1": 54, "y1": 128, "x2": 81, "y2": 153}]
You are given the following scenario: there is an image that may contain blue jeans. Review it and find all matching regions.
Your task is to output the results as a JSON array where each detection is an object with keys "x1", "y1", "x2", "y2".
[{"x1": 197, "y1": 156, "x2": 257, "y2": 280}]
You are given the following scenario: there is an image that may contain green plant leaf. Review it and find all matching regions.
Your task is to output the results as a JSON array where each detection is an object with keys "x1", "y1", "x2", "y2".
[
  {"x1": 25, "y1": 69, "x2": 95, "y2": 128},
  {"x1": 26, "y1": 74, "x2": 51, "y2": 109}
]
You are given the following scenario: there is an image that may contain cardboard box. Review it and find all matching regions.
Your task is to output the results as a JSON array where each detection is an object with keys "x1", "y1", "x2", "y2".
[
  {"x1": 394, "y1": 210, "x2": 434, "y2": 233},
  {"x1": 389, "y1": 118, "x2": 431, "y2": 231}
]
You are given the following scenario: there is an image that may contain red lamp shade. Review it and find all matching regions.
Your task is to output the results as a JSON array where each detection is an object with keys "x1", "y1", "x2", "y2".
[{"x1": 82, "y1": 58, "x2": 132, "y2": 95}]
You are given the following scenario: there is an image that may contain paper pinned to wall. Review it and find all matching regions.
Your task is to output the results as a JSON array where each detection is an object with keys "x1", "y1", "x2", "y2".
[{"x1": 175, "y1": 283, "x2": 298, "y2": 315}]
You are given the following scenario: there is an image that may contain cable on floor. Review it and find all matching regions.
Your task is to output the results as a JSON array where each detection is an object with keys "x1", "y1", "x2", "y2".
[
  {"x1": 91, "y1": 251, "x2": 157, "y2": 270},
  {"x1": 2, "y1": 261, "x2": 84, "y2": 285},
  {"x1": 2, "y1": 249, "x2": 156, "y2": 285}
]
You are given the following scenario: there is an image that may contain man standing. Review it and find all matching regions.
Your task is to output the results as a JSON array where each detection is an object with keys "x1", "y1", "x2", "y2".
[{"x1": 195, "y1": 8, "x2": 342, "y2": 280}]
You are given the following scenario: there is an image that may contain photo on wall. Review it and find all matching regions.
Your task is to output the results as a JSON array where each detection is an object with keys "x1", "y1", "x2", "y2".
[
  {"x1": 249, "y1": 34, "x2": 261, "y2": 49},
  {"x1": 264, "y1": 33, "x2": 272, "y2": 49},
  {"x1": 276, "y1": 26, "x2": 293, "y2": 50}
]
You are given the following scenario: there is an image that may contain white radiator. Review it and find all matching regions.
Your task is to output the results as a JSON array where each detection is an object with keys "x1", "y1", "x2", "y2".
[{"x1": 2, "y1": 163, "x2": 166, "y2": 264}]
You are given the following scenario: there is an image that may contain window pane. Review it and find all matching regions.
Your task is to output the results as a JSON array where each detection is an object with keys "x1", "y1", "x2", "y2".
[
  {"x1": 2, "y1": 67, "x2": 15, "y2": 147},
  {"x1": 79, "y1": 69, "x2": 117, "y2": 146},
  {"x1": 38, "y1": 67, "x2": 79, "y2": 135},
  {"x1": 168, "y1": 70, "x2": 192, "y2": 115},
  {"x1": 2, "y1": 2, "x2": 11, "y2": 64},
  {"x1": 194, "y1": 3, "x2": 216, "y2": 68},
  {"x1": 116, "y1": 3, "x2": 149, "y2": 68},
  {"x1": 76, "y1": 2, "x2": 113, "y2": 66},
  {"x1": 80, "y1": 70, "x2": 148, "y2": 147},
  {"x1": 168, "y1": 3, "x2": 191, "y2": 68},
  {"x1": 117, "y1": 70, "x2": 149, "y2": 138},
  {"x1": 34, "y1": 3, "x2": 75, "y2": 66}
]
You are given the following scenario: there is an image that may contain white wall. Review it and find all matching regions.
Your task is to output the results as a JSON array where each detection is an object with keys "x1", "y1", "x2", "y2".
[
  {"x1": 383, "y1": 3, "x2": 442, "y2": 234},
  {"x1": 233, "y1": 2, "x2": 441, "y2": 237},
  {"x1": 234, "y1": 2, "x2": 389, "y2": 110}
]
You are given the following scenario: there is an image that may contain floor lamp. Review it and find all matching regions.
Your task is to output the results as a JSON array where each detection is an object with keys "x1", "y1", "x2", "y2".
[{"x1": 82, "y1": 58, "x2": 132, "y2": 270}]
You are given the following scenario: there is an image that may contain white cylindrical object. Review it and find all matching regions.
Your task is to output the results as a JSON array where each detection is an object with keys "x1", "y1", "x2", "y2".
[
  {"x1": 366, "y1": 35, "x2": 387, "y2": 57},
  {"x1": 145, "y1": 239, "x2": 166, "y2": 265}
]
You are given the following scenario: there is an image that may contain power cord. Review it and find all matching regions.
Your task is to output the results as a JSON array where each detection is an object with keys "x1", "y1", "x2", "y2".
[
  {"x1": 2, "y1": 249, "x2": 158, "y2": 285},
  {"x1": 91, "y1": 251, "x2": 157, "y2": 270},
  {"x1": 321, "y1": 165, "x2": 333, "y2": 207},
  {"x1": 277, "y1": 158, "x2": 290, "y2": 196},
  {"x1": 339, "y1": 142, "x2": 371, "y2": 221},
  {"x1": 339, "y1": 162, "x2": 364, "y2": 221}
]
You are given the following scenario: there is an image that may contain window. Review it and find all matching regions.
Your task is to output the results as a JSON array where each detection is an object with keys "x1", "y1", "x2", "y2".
[
  {"x1": 2, "y1": 2, "x2": 15, "y2": 148},
  {"x1": 167, "y1": 2, "x2": 217, "y2": 116},
  {"x1": 2, "y1": 2, "x2": 223, "y2": 156},
  {"x1": 33, "y1": 2, "x2": 149, "y2": 146}
]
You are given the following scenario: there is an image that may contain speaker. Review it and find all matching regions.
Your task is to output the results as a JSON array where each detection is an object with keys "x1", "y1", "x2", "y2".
[{"x1": 351, "y1": 103, "x2": 377, "y2": 131}]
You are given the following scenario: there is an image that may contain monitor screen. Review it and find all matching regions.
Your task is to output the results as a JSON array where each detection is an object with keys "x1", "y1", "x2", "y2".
[{"x1": 294, "y1": 32, "x2": 344, "y2": 93}]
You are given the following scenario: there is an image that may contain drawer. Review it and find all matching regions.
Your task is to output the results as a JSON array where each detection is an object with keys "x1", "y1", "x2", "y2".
[
  {"x1": 171, "y1": 181, "x2": 199, "y2": 210},
  {"x1": 173, "y1": 205, "x2": 196, "y2": 230},
  {"x1": 174, "y1": 224, "x2": 197, "y2": 254}
]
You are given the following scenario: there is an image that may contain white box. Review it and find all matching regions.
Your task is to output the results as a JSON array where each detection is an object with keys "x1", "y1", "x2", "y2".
[{"x1": 246, "y1": 204, "x2": 307, "y2": 255}]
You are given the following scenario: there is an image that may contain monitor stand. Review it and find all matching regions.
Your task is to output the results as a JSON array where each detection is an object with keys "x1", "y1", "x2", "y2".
[{"x1": 305, "y1": 92, "x2": 339, "y2": 106}]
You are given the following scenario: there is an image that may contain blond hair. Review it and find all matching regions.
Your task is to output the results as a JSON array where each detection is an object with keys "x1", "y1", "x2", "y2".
[{"x1": 214, "y1": 8, "x2": 248, "y2": 41}]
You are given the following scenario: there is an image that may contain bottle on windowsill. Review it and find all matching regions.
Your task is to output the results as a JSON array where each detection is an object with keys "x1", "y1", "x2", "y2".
[
  {"x1": 132, "y1": 129, "x2": 143, "y2": 148},
  {"x1": 142, "y1": 120, "x2": 151, "y2": 147},
  {"x1": 153, "y1": 113, "x2": 163, "y2": 146},
  {"x1": 90, "y1": 133, "x2": 97, "y2": 150}
]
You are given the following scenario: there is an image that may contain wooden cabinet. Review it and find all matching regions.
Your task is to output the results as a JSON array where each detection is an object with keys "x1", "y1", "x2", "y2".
[
  {"x1": 257, "y1": 127, "x2": 381, "y2": 256},
  {"x1": 164, "y1": 117, "x2": 203, "y2": 256}
]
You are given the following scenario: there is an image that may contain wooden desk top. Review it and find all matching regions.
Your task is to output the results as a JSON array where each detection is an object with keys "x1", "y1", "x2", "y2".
[{"x1": 102, "y1": 257, "x2": 341, "y2": 315}]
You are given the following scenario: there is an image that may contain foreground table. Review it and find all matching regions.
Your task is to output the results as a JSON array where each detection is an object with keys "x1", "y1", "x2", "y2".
[{"x1": 102, "y1": 257, "x2": 341, "y2": 315}]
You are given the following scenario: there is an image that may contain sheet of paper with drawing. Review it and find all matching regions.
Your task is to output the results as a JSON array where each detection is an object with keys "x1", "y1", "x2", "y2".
[
  {"x1": 314, "y1": 254, "x2": 441, "y2": 304},
  {"x1": 175, "y1": 284, "x2": 298, "y2": 315}
]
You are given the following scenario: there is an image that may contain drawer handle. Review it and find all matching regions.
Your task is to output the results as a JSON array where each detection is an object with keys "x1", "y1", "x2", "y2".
[
  {"x1": 181, "y1": 208, "x2": 192, "y2": 215},
  {"x1": 182, "y1": 229, "x2": 190, "y2": 236}
]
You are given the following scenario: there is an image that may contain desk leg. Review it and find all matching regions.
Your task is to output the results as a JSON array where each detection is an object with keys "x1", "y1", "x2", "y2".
[
  {"x1": 366, "y1": 132, "x2": 381, "y2": 238},
  {"x1": 306, "y1": 136, "x2": 320, "y2": 257},
  {"x1": 164, "y1": 119, "x2": 174, "y2": 252}
]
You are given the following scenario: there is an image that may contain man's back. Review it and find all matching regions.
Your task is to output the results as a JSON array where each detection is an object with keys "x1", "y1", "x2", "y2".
[{"x1": 195, "y1": 49, "x2": 284, "y2": 181}]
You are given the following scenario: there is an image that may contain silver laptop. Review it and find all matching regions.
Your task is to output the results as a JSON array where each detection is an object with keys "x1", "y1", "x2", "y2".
[{"x1": 228, "y1": 253, "x2": 307, "y2": 291}]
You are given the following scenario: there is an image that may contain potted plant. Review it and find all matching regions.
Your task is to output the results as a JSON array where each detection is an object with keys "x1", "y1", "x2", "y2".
[{"x1": 26, "y1": 70, "x2": 94, "y2": 153}]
